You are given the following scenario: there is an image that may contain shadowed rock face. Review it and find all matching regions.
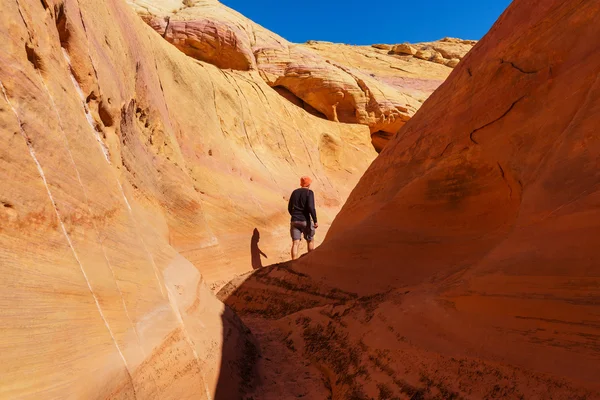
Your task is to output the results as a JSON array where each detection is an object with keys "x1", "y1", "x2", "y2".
[
  {"x1": 128, "y1": 0, "x2": 475, "y2": 151},
  {"x1": 219, "y1": 0, "x2": 600, "y2": 398}
]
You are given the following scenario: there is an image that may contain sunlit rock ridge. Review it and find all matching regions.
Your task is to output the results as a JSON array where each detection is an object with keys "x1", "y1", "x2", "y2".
[{"x1": 129, "y1": 0, "x2": 474, "y2": 152}]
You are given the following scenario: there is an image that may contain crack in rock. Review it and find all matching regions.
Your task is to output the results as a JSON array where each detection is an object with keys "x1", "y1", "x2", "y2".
[
  {"x1": 501, "y1": 59, "x2": 540, "y2": 74},
  {"x1": 470, "y1": 96, "x2": 526, "y2": 144}
]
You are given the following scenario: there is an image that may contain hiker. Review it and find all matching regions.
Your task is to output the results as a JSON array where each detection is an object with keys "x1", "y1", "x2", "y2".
[{"x1": 288, "y1": 176, "x2": 318, "y2": 260}]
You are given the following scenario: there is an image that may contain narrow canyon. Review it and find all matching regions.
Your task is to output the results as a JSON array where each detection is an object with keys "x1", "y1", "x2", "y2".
[{"x1": 0, "y1": 0, "x2": 598, "y2": 399}]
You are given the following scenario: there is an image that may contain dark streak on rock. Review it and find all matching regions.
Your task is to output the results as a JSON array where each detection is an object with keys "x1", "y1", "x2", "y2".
[
  {"x1": 470, "y1": 96, "x2": 526, "y2": 145},
  {"x1": 497, "y1": 162, "x2": 505, "y2": 179},
  {"x1": 497, "y1": 162, "x2": 513, "y2": 199},
  {"x1": 163, "y1": 16, "x2": 171, "y2": 39},
  {"x1": 25, "y1": 43, "x2": 44, "y2": 71},
  {"x1": 501, "y1": 59, "x2": 540, "y2": 74},
  {"x1": 14, "y1": 0, "x2": 32, "y2": 34},
  {"x1": 436, "y1": 142, "x2": 453, "y2": 158}
]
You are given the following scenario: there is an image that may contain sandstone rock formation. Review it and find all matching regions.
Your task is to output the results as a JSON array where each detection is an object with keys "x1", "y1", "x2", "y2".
[
  {"x1": 391, "y1": 43, "x2": 417, "y2": 55},
  {"x1": 219, "y1": 0, "x2": 600, "y2": 398},
  {"x1": 0, "y1": 0, "x2": 376, "y2": 397},
  {"x1": 2, "y1": 0, "x2": 476, "y2": 395},
  {"x1": 302, "y1": 39, "x2": 475, "y2": 152},
  {"x1": 7, "y1": 0, "x2": 594, "y2": 398},
  {"x1": 390, "y1": 38, "x2": 476, "y2": 61},
  {"x1": 128, "y1": 0, "x2": 475, "y2": 152}
]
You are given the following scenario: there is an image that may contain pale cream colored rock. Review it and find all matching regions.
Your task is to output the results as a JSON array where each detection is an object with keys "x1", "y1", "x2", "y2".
[
  {"x1": 429, "y1": 37, "x2": 476, "y2": 59},
  {"x1": 391, "y1": 43, "x2": 417, "y2": 55},
  {"x1": 372, "y1": 44, "x2": 392, "y2": 50},
  {"x1": 415, "y1": 48, "x2": 435, "y2": 61},
  {"x1": 440, "y1": 36, "x2": 477, "y2": 45},
  {"x1": 129, "y1": 0, "x2": 474, "y2": 151},
  {"x1": 432, "y1": 51, "x2": 446, "y2": 64},
  {"x1": 446, "y1": 58, "x2": 460, "y2": 67}
]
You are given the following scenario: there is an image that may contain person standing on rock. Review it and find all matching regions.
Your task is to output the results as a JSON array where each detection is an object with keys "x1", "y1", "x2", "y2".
[{"x1": 288, "y1": 176, "x2": 319, "y2": 260}]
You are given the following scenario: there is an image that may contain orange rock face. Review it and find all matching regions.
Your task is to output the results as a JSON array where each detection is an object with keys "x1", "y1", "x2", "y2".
[
  {"x1": 130, "y1": 0, "x2": 475, "y2": 152},
  {"x1": 220, "y1": 0, "x2": 600, "y2": 398}
]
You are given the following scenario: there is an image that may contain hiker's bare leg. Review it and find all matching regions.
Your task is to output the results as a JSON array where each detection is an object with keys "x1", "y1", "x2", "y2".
[
  {"x1": 291, "y1": 240, "x2": 301, "y2": 260},
  {"x1": 307, "y1": 240, "x2": 315, "y2": 253}
]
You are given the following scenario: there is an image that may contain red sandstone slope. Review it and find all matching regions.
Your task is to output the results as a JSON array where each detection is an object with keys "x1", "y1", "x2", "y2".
[
  {"x1": 307, "y1": 0, "x2": 600, "y2": 294},
  {"x1": 306, "y1": 0, "x2": 600, "y2": 388},
  {"x1": 220, "y1": 0, "x2": 600, "y2": 397}
]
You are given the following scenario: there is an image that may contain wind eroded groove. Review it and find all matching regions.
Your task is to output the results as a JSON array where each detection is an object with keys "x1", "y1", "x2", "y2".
[
  {"x1": 470, "y1": 96, "x2": 526, "y2": 144},
  {"x1": 390, "y1": 65, "x2": 414, "y2": 74}
]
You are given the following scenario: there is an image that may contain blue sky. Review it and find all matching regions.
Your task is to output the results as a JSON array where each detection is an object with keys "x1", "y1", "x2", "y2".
[{"x1": 220, "y1": 0, "x2": 513, "y2": 44}]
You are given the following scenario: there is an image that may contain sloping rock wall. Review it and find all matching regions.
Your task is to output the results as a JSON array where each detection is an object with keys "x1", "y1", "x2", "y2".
[{"x1": 0, "y1": 0, "x2": 374, "y2": 397}]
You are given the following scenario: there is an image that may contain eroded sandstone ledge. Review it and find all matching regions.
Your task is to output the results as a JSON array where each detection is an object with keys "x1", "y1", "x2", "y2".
[{"x1": 128, "y1": 0, "x2": 475, "y2": 152}]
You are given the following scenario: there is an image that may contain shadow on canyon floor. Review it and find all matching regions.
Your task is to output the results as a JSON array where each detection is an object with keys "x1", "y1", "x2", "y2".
[
  {"x1": 210, "y1": 258, "x2": 600, "y2": 399},
  {"x1": 212, "y1": 260, "x2": 309, "y2": 399},
  {"x1": 212, "y1": 256, "x2": 363, "y2": 399}
]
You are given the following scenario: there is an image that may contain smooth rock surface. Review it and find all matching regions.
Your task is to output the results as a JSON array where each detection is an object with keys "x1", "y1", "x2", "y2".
[
  {"x1": 0, "y1": 0, "x2": 374, "y2": 397},
  {"x1": 220, "y1": 0, "x2": 600, "y2": 398}
]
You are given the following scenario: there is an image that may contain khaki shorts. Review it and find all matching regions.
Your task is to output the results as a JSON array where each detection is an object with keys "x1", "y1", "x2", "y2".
[{"x1": 290, "y1": 220, "x2": 315, "y2": 242}]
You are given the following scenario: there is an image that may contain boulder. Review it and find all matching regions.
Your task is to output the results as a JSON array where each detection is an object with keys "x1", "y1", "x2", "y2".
[
  {"x1": 432, "y1": 51, "x2": 446, "y2": 64},
  {"x1": 371, "y1": 43, "x2": 392, "y2": 50},
  {"x1": 391, "y1": 43, "x2": 416, "y2": 55},
  {"x1": 414, "y1": 48, "x2": 435, "y2": 60},
  {"x1": 445, "y1": 58, "x2": 460, "y2": 67}
]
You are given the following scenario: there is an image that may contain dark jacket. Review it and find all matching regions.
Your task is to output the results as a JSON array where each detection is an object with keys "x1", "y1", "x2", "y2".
[{"x1": 288, "y1": 188, "x2": 317, "y2": 223}]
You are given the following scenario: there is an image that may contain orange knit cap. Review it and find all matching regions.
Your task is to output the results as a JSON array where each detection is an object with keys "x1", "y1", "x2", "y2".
[{"x1": 300, "y1": 176, "x2": 312, "y2": 187}]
